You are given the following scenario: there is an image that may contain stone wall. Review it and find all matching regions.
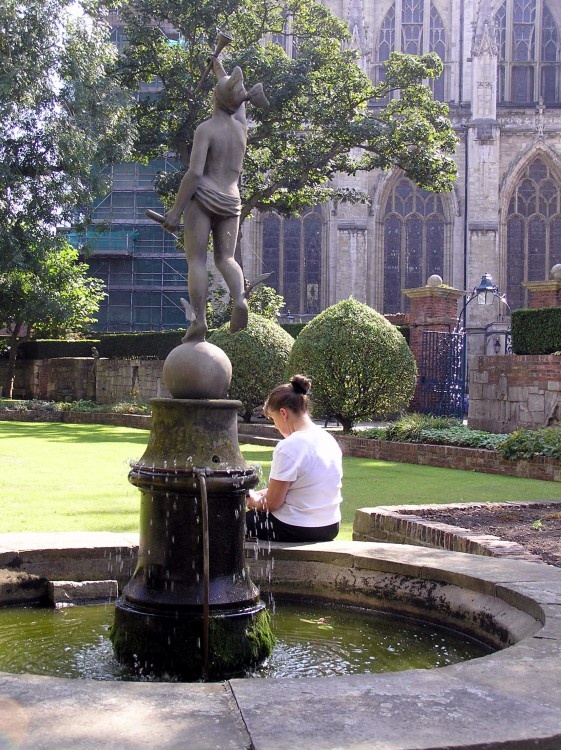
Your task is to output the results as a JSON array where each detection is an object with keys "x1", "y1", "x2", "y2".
[
  {"x1": 0, "y1": 358, "x2": 95, "y2": 400},
  {"x1": 468, "y1": 354, "x2": 561, "y2": 433},
  {"x1": 95, "y1": 359, "x2": 170, "y2": 404},
  {"x1": 0, "y1": 358, "x2": 170, "y2": 403}
]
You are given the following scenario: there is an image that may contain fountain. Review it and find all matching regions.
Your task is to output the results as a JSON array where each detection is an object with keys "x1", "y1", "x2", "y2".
[
  {"x1": 2, "y1": 533, "x2": 561, "y2": 748},
  {"x1": 110, "y1": 40, "x2": 277, "y2": 679},
  {"x1": 2, "y1": 30, "x2": 561, "y2": 746},
  {"x1": 110, "y1": 341, "x2": 274, "y2": 680}
]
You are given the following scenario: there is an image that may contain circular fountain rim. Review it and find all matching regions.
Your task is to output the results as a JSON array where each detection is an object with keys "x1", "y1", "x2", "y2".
[{"x1": 0, "y1": 533, "x2": 560, "y2": 750}]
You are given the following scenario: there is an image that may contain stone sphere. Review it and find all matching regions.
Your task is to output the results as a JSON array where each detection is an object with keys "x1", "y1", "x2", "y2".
[
  {"x1": 550, "y1": 264, "x2": 561, "y2": 281},
  {"x1": 163, "y1": 340, "x2": 232, "y2": 399},
  {"x1": 426, "y1": 274, "x2": 443, "y2": 287}
]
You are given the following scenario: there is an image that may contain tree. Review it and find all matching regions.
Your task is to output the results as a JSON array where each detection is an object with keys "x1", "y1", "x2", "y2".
[
  {"x1": 209, "y1": 313, "x2": 294, "y2": 421},
  {"x1": 286, "y1": 298, "x2": 417, "y2": 431},
  {"x1": 114, "y1": 0, "x2": 457, "y2": 238},
  {"x1": 0, "y1": 0, "x2": 133, "y2": 275},
  {"x1": 0, "y1": 243, "x2": 105, "y2": 398},
  {"x1": 208, "y1": 282, "x2": 285, "y2": 328}
]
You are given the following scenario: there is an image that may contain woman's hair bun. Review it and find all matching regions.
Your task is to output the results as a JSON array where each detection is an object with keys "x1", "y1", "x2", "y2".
[{"x1": 290, "y1": 374, "x2": 311, "y2": 395}]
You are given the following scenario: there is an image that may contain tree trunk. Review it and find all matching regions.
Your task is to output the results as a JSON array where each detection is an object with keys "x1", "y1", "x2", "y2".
[
  {"x1": 4, "y1": 324, "x2": 24, "y2": 399},
  {"x1": 340, "y1": 417, "x2": 354, "y2": 433}
]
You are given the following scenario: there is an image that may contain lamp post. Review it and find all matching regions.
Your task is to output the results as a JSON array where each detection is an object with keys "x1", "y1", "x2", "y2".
[{"x1": 456, "y1": 274, "x2": 509, "y2": 333}]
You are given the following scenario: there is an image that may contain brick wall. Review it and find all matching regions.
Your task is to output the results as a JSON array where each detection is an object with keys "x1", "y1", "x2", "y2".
[
  {"x1": 336, "y1": 434, "x2": 561, "y2": 482},
  {"x1": 468, "y1": 354, "x2": 561, "y2": 433},
  {"x1": 528, "y1": 289, "x2": 561, "y2": 308}
]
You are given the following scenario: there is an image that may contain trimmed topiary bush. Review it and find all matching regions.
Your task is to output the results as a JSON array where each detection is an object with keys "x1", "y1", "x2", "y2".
[
  {"x1": 287, "y1": 298, "x2": 417, "y2": 431},
  {"x1": 209, "y1": 313, "x2": 294, "y2": 422}
]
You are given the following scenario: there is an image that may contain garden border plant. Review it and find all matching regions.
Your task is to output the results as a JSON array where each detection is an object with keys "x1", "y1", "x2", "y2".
[{"x1": 351, "y1": 412, "x2": 561, "y2": 462}]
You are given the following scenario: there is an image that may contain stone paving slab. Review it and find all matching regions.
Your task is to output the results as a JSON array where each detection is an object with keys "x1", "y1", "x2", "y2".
[
  {"x1": 0, "y1": 532, "x2": 139, "y2": 553},
  {"x1": 0, "y1": 673, "x2": 249, "y2": 750},
  {"x1": 231, "y1": 668, "x2": 561, "y2": 750}
]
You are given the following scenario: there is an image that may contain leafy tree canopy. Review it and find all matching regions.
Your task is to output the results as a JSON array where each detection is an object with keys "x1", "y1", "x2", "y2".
[
  {"x1": 113, "y1": 0, "x2": 457, "y2": 225},
  {"x1": 0, "y1": 0, "x2": 134, "y2": 273},
  {"x1": 0, "y1": 241, "x2": 106, "y2": 397},
  {"x1": 208, "y1": 280, "x2": 285, "y2": 328}
]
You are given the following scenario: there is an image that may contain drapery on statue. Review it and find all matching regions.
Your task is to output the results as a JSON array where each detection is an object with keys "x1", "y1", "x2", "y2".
[{"x1": 149, "y1": 45, "x2": 268, "y2": 343}]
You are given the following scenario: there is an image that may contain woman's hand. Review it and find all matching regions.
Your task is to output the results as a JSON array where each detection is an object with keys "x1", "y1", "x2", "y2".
[{"x1": 246, "y1": 480, "x2": 290, "y2": 512}]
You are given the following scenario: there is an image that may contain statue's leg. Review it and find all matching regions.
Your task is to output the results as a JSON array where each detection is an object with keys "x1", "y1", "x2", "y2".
[
  {"x1": 182, "y1": 202, "x2": 211, "y2": 342},
  {"x1": 213, "y1": 215, "x2": 248, "y2": 333}
]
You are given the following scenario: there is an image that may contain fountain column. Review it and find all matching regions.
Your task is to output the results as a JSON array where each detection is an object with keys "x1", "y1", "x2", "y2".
[{"x1": 111, "y1": 341, "x2": 274, "y2": 680}]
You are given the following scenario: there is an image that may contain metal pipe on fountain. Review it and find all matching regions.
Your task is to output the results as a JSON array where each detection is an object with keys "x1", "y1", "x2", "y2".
[{"x1": 193, "y1": 466, "x2": 210, "y2": 681}]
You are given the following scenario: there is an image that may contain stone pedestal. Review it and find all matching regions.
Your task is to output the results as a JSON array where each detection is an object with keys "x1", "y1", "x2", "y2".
[
  {"x1": 111, "y1": 398, "x2": 273, "y2": 681},
  {"x1": 522, "y1": 280, "x2": 561, "y2": 309}
]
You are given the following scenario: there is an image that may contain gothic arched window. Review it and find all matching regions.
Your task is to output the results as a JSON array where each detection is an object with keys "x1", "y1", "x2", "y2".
[
  {"x1": 377, "y1": 0, "x2": 447, "y2": 101},
  {"x1": 261, "y1": 209, "x2": 323, "y2": 316},
  {"x1": 495, "y1": 0, "x2": 560, "y2": 105},
  {"x1": 506, "y1": 157, "x2": 561, "y2": 310},
  {"x1": 383, "y1": 178, "x2": 447, "y2": 314}
]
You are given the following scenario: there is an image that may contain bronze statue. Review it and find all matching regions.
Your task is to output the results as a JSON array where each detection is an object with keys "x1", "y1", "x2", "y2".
[{"x1": 150, "y1": 41, "x2": 268, "y2": 342}]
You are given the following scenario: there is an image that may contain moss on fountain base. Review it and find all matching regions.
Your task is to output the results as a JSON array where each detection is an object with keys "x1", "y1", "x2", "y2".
[
  {"x1": 110, "y1": 602, "x2": 274, "y2": 681},
  {"x1": 209, "y1": 607, "x2": 275, "y2": 677}
]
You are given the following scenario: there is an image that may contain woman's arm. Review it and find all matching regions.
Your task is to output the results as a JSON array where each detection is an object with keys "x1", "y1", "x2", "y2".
[{"x1": 246, "y1": 479, "x2": 291, "y2": 512}]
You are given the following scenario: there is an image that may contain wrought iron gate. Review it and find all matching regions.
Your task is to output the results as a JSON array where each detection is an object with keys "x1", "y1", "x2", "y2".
[{"x1": 418, "y1": 330, "x2": 466, "y2": 418}]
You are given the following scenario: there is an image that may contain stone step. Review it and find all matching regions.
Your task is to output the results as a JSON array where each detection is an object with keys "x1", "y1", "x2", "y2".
[
  {"x1": 48, "y1": 579, "x2": 118, "y2": 605},
  {"x1": 241, "y1": 435, "x2": 279, "y2": 447}
]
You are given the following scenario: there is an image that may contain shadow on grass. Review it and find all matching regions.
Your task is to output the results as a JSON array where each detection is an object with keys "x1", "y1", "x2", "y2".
[{"x1": 0, "y1": 422, "x2": 149, "y2": 445}]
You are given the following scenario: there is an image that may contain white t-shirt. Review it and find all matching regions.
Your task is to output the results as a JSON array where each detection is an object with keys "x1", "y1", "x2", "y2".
[{"x1": 269, "y1": 426, "x2": 343, "y2": 527}]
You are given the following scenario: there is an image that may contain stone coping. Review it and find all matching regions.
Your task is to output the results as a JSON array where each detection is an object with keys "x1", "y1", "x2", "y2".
[
  {"x1": 0, "y1": 533, "x2": 561, "y2": 749},
  {"x1": 353, "y1": 502, "x2": 552, "y2": 563}
]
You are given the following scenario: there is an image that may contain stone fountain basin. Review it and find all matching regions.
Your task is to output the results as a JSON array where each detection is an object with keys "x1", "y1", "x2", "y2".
[{"x1": 0, "y1": 533, "x2": 561, "y2": 750}]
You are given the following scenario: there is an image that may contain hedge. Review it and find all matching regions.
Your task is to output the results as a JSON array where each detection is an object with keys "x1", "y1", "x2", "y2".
[
  {"x1": 17, "y1": 339, "x2": 101, "y2": 359},
  {"x1": 511, "y1": 307, "x2": 561, "y2": 354},
  {"x1": 98, "y1": 331, "x2": 186, "y2": 359},
  {"x1": 279, "y1": 322, "x2": 306, "y2": 339},
  {"x1": 8, "y1": 319, "x2": 408, "y2": 361}
]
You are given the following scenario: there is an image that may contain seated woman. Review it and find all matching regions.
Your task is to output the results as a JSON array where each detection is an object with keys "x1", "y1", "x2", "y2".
[{"x1": 245, "y1": 374, "x2": 343, "y2": 542}]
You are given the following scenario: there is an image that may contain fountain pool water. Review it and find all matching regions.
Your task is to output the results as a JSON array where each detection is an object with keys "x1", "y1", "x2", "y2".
[{"x1": 0, "y1": 596, "x2": 490, "y2": 681}]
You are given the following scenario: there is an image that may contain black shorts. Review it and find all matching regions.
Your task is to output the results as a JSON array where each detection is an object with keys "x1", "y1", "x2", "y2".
[{"x1": 245, "y1": 509, "x2": 339, "y2": 543}]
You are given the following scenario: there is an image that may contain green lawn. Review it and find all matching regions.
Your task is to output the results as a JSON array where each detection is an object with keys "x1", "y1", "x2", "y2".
[{"x1": 2, "y1": 421, "x2": 561, "y2": 540}]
